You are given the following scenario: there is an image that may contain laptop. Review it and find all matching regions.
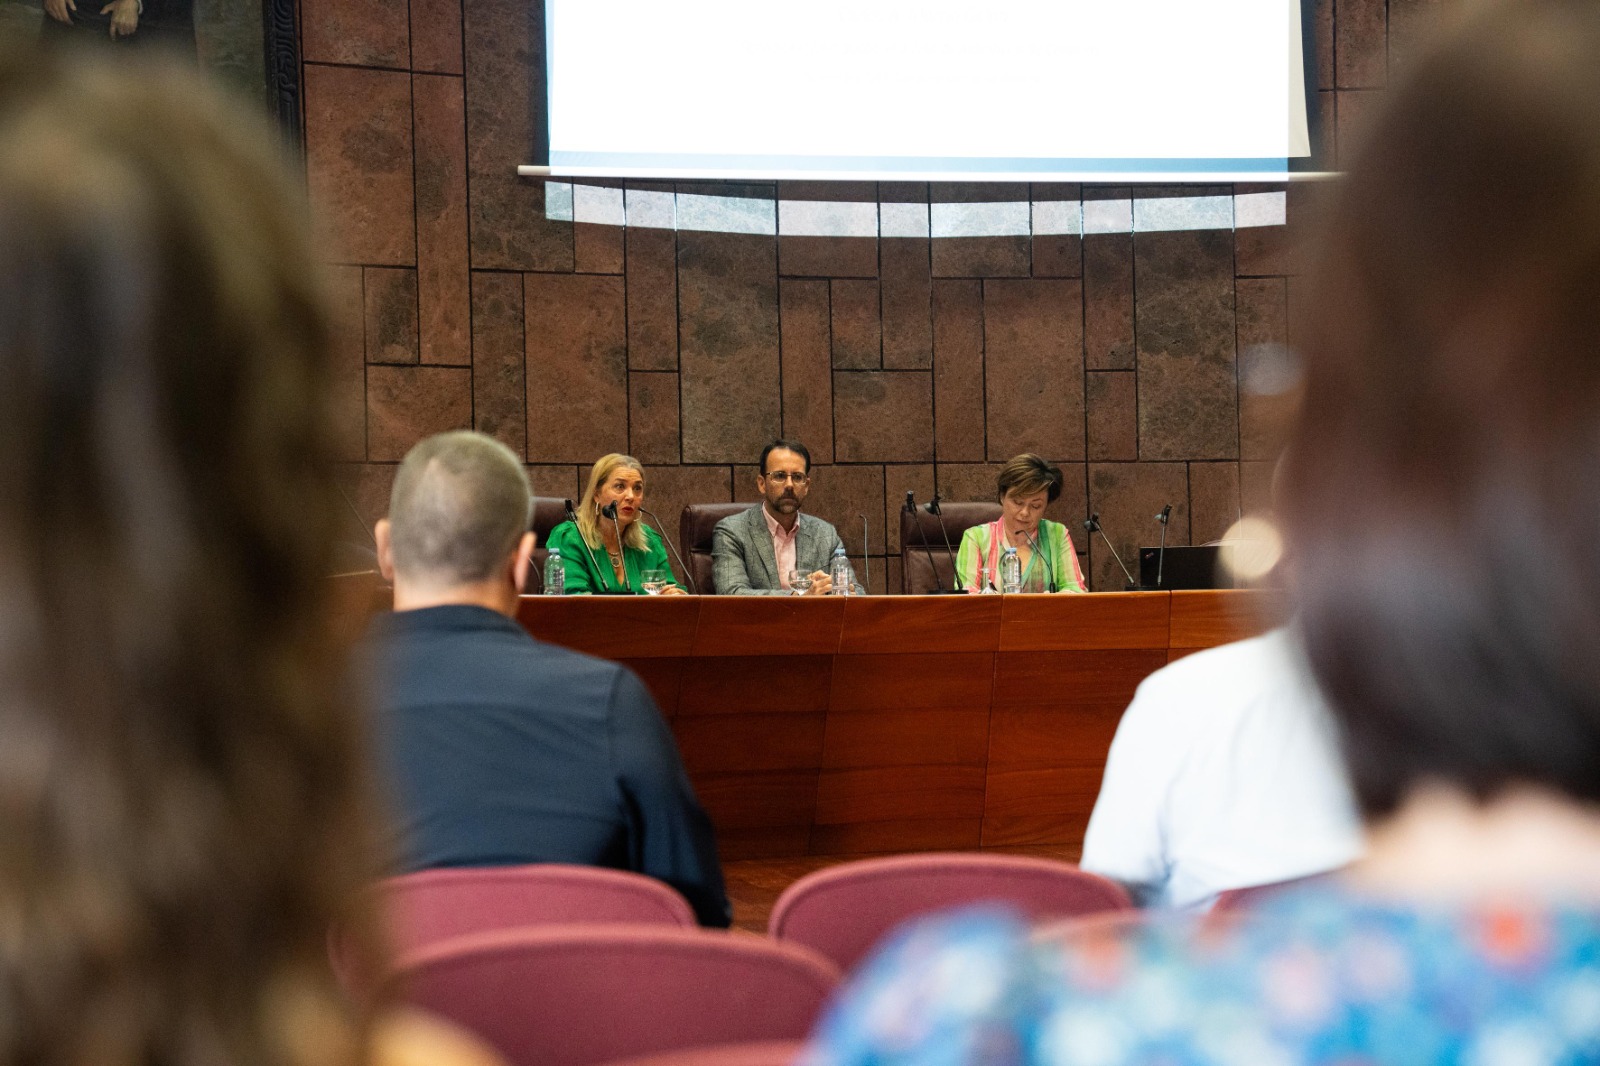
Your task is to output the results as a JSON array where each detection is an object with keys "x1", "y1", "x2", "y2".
[{"x1": 1137, "y1": 545, "x2": 1232, "y2": 591}]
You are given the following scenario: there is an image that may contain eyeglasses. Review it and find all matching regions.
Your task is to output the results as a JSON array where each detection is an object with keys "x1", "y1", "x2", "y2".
[{"x1": 764, "y1": 471, "x2": 810, "y2": 485}]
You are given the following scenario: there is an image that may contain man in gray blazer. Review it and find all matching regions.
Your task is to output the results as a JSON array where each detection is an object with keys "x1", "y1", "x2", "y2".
[{"x1": 712, "y1": 439, "x2": 854, "y2": 595}]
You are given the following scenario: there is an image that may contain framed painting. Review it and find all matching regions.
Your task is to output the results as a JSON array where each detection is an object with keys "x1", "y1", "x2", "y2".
[{"x1": 0, "y1": 0, "x2": 299, "y2": 131}]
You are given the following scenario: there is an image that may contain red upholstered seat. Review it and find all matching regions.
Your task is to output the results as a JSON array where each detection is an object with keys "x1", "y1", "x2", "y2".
[
  {"x1": 378, "y1": 864, "x2": 697, "y2": 948},
  {"x1": 768, "y1": 852, "x2": 1133, "y2": 972},
  {"x1": 594, "y1": 1040, "x2": 806, "y2": 1066},
  {"x1": 332, "y1": 864, "x2": 696, "y2": 995},
  {"x1": 1211, "y1": 869, "x2": 1340, "y2": 913},
  {"x1": 389, "y1": 926, "x2": 841, "y2": 1066}
]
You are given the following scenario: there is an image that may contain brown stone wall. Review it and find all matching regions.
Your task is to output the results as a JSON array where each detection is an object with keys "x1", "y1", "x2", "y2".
[{"x1": 303, "y1": 0, "x2": 1448, "y2": 590}]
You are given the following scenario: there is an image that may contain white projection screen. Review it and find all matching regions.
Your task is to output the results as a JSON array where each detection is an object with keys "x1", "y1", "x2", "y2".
[{"x1": 531, "y1": 0, "x2": 1323, "y2": 183}]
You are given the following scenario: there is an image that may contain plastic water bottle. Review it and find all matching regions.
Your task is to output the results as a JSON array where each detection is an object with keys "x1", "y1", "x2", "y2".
[
  {"x1": 830, "y1": 545, "x2": 851, "y2": 596},
  {"x1": 1001, "y1": 546, "x2": 1022, "y2": 594},
  {"x1": 976, "y1": 562, "x2": 997, "y2": 594},
  {"x1": 544, "y1": 549, "x2": 565, "y2": 595}
]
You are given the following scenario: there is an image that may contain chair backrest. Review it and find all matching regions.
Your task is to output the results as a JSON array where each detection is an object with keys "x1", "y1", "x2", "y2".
[
  {"x1": 525, "y1": 496, "x2": 573, "y2": 593},
  {"x1": 1030, "y1": 908, "x2": 1151, "y2": 946},
  {"x1": 768, "y1": 852, "x2": 1133, "y2": 972},
  {"x1": 680, "y1": 502, "x2": 751, "y2": 595},
  {"x1": 389, "y1": 926, "x2": 842, "y2": 1066},
  {"x1": 333, "y1": 864, "x2": 697, "y2": 995},
  {"x1": 594, "y1": 1040, "x2": 807, "y2": 1066},
  {"x1": 1211, "y1": 869, "x2": 1340, "y2": 914},
  {"x1": 900, "y1": 502, "x2": 1002, "y2": 594}
]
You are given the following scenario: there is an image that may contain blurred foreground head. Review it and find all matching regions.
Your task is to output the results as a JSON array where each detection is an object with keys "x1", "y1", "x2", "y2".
[
  {"x1": 0, "y1": 48, "x2": 376, "y2": 1066},
  {"x1": 1283, "y1": 0, "x2": 1600, "y2": 821}
]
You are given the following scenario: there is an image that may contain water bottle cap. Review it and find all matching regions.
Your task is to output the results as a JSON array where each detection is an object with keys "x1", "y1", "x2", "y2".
[{"x1": 549, "y1": 549, "x2": 560, "y2": 557}]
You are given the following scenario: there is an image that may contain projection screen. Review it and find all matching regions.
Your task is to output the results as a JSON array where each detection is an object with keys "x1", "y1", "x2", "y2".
[{"x1": 528, "y1": 0, "x2": 1322, "y2": 183}]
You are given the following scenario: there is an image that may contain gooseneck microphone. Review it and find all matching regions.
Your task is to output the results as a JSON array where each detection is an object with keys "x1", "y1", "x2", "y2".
[
  {"x1": 1024, "y1": 528, "x2": 1056, "y2": 592},
  {"x1": 639, "y1": 506, "x2": 698, "y2": 594},
  {"x1": 564, "y1": 498, "x2": 610, "y2": 591},
  {"x1": 905, "y1": 490, "x2": 945, "y2": 593},
  {"x1": 602, "y1": 501, "x2": 630, "y2": 591},
  {"x1": 1085, "y1": 512, "x2": 1137, "y2": 590},
  {"x1": 1154, "y1": 504, "x2": 1173, "y2": 589},
  {"x1": 858, "y1": 512, "x2": 871, "y2": 594},
  {"x1": 600, "y1": 500, "x2": 627, "y2": 575},
  {"x1": 926, "y1": 495, "x2": 964, "y2": 592}
]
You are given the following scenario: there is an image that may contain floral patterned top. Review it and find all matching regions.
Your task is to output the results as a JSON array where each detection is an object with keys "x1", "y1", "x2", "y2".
[{"x1": 803, "y1": 891, "x2": 1600, "y2": 1066}]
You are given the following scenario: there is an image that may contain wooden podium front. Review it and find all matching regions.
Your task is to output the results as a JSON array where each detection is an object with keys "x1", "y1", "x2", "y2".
[{"x1": 514, "y1": 591, "x2": 1281, "y2": 860}]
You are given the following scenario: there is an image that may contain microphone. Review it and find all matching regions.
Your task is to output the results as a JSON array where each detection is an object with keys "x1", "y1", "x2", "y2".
[
  {"x1": 1085, "y1": 512, "x2": 1137, "y2": 590},
  {"x1": 905, "y1": 490, "x2": 944, "y2": 594},
  {"x1": 639, "y1": 506, "x2": 697, "y2": 594},
  {"x1": 859, "y1": 513, "x2": 871, "y2": 594},
  {"x1": 1024, "y1": 528, "x2": 1056, "y2": 593},
  {"x1": 564, "y1": 498, "x2": 611, "y2": 592},
  {"x1": 925, "y1": 495, "x2": 964, "y2": 592},
  {"x1": 1154, "y1": 503, "x2": 1172, "y2": 590},
  {"x1": 601, "y1": 501, "x2": 627, "y2": 587}
]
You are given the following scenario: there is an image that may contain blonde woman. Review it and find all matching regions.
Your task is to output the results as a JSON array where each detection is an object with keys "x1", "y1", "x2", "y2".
[{"x1": 544, "y1": 454, "x2": 687, "y2": 594}]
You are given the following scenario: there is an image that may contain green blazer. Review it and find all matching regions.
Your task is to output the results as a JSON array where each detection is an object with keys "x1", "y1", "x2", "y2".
[{"x1": 544, "y1": 520, "x2": 680, "y2": 595}]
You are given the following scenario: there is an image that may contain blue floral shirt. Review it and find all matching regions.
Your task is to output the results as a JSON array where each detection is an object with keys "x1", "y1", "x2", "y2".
[{"x1": 804, "y1": 892, "x2": 1600, "y2": 1066}]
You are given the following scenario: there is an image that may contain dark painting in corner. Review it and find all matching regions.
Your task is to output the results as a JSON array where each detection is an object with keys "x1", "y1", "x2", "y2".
[{"x1": 0, "y1": 0, "x2": 297, "y2": 131}]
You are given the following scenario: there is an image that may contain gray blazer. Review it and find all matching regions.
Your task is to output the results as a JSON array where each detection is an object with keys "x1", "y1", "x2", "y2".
[{"x1": 711, "y1": 504, "x2": 853, "y2": 595}]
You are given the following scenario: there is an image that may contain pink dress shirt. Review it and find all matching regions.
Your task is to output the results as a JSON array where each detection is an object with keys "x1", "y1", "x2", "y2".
[{"x1": 763, "y1": 504, "x2": 800, "y2": 590}]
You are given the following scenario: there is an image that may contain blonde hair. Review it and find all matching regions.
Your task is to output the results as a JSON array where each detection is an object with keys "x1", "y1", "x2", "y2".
[{"x1": 576, "y1": 454, "x2": 649, "y2": 552}]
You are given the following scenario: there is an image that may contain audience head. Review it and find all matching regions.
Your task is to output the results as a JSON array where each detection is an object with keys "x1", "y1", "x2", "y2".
[
  {"x1": 578, "y1": 453, "x2": 649, "y2": 551},
  {"x1": 1282, "y1": 0, "x2": 1600, "y2": 820},
  {"x1": 757, "y1": 438, "x2": 812, "y2": 521},
  {"x1": 0, "y1": 48, "x2": 379, "y2": 1065},
  {"x1": 377, "y1": 431, "x2": 535, "y2": 607},
  {"x1": 995, "y1": 454, "x2": 1063, "y2": 537}
]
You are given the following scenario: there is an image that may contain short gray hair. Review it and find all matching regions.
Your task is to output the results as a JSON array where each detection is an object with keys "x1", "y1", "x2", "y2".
[{"x1": 387, "y1": 431, "x2": 532, "y2": 585}]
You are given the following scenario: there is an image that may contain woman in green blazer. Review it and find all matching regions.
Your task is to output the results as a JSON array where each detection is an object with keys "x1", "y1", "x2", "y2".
[{"x1": 544, "y1": 453, "x2": 687, "y2": 595}]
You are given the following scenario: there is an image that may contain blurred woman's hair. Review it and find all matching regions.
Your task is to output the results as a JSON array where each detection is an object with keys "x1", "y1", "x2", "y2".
[
  {"x1": 1282, "y1": 0, "x2": 1600, "y2": 820},
  {"x1": 0, "y1": 48, "x2": 380, "y2": 1066},
  {"x1": 575, "y1": 453, "x2": 648, "y2": 551},
  {"x1": 996, "y1": 454, "x2": 1064, "y2": 504}
]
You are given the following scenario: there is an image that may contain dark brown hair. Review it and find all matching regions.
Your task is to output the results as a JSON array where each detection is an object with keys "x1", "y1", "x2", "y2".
[
  {"x1": 1282, "y1": 0, "x2": 1600, "y2": 820},
  {"x1": 0, "y1": 49, "x2": 379, "y2": 1066},
  {"x1": 996, "y1": 454, "x2": 1063, "y2": 503},
  {"x1": 759, "y1": 439, "x2": 812, "y2": 476}
]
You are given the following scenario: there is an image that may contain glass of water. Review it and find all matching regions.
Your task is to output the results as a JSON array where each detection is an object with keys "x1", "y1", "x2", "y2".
[
  {"x1": 787, "y1": 570, "x2": 808, "y2": 596},
  {"x1": 642, "y1": 568, "x2": 668, "y2": 595}
]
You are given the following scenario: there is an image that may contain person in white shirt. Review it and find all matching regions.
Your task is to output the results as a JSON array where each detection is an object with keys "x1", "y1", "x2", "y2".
[{"x1": 1080, "y1": 627, "x2": 1362, "y2": 911}]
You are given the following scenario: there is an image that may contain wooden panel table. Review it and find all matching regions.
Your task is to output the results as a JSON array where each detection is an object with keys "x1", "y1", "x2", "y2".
[{"x1": 505, "y1": 590, "x2": 1282, "y2": 860}]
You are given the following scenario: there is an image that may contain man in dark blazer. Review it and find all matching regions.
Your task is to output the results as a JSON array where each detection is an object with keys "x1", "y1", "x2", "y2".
[
  {"x1": 711, "y1": 439, "x2": 855, "y2": 595},
  {"x1": 364, "y1": 430, "x2": 730, "y2": 927}
]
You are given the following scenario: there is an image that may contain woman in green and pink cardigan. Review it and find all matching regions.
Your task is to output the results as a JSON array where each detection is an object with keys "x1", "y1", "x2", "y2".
[{"x1": 954, "y1": 454, "x2": 1087, "y2": 593}]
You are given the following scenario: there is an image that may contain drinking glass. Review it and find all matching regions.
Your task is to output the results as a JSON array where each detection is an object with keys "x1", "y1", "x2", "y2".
[
  {"x1": 787, "y1": 570, "x2": 808, "y2": 596},
  {"x1": 642, "y1": 568, "x2": 667, "y2": 595}
]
